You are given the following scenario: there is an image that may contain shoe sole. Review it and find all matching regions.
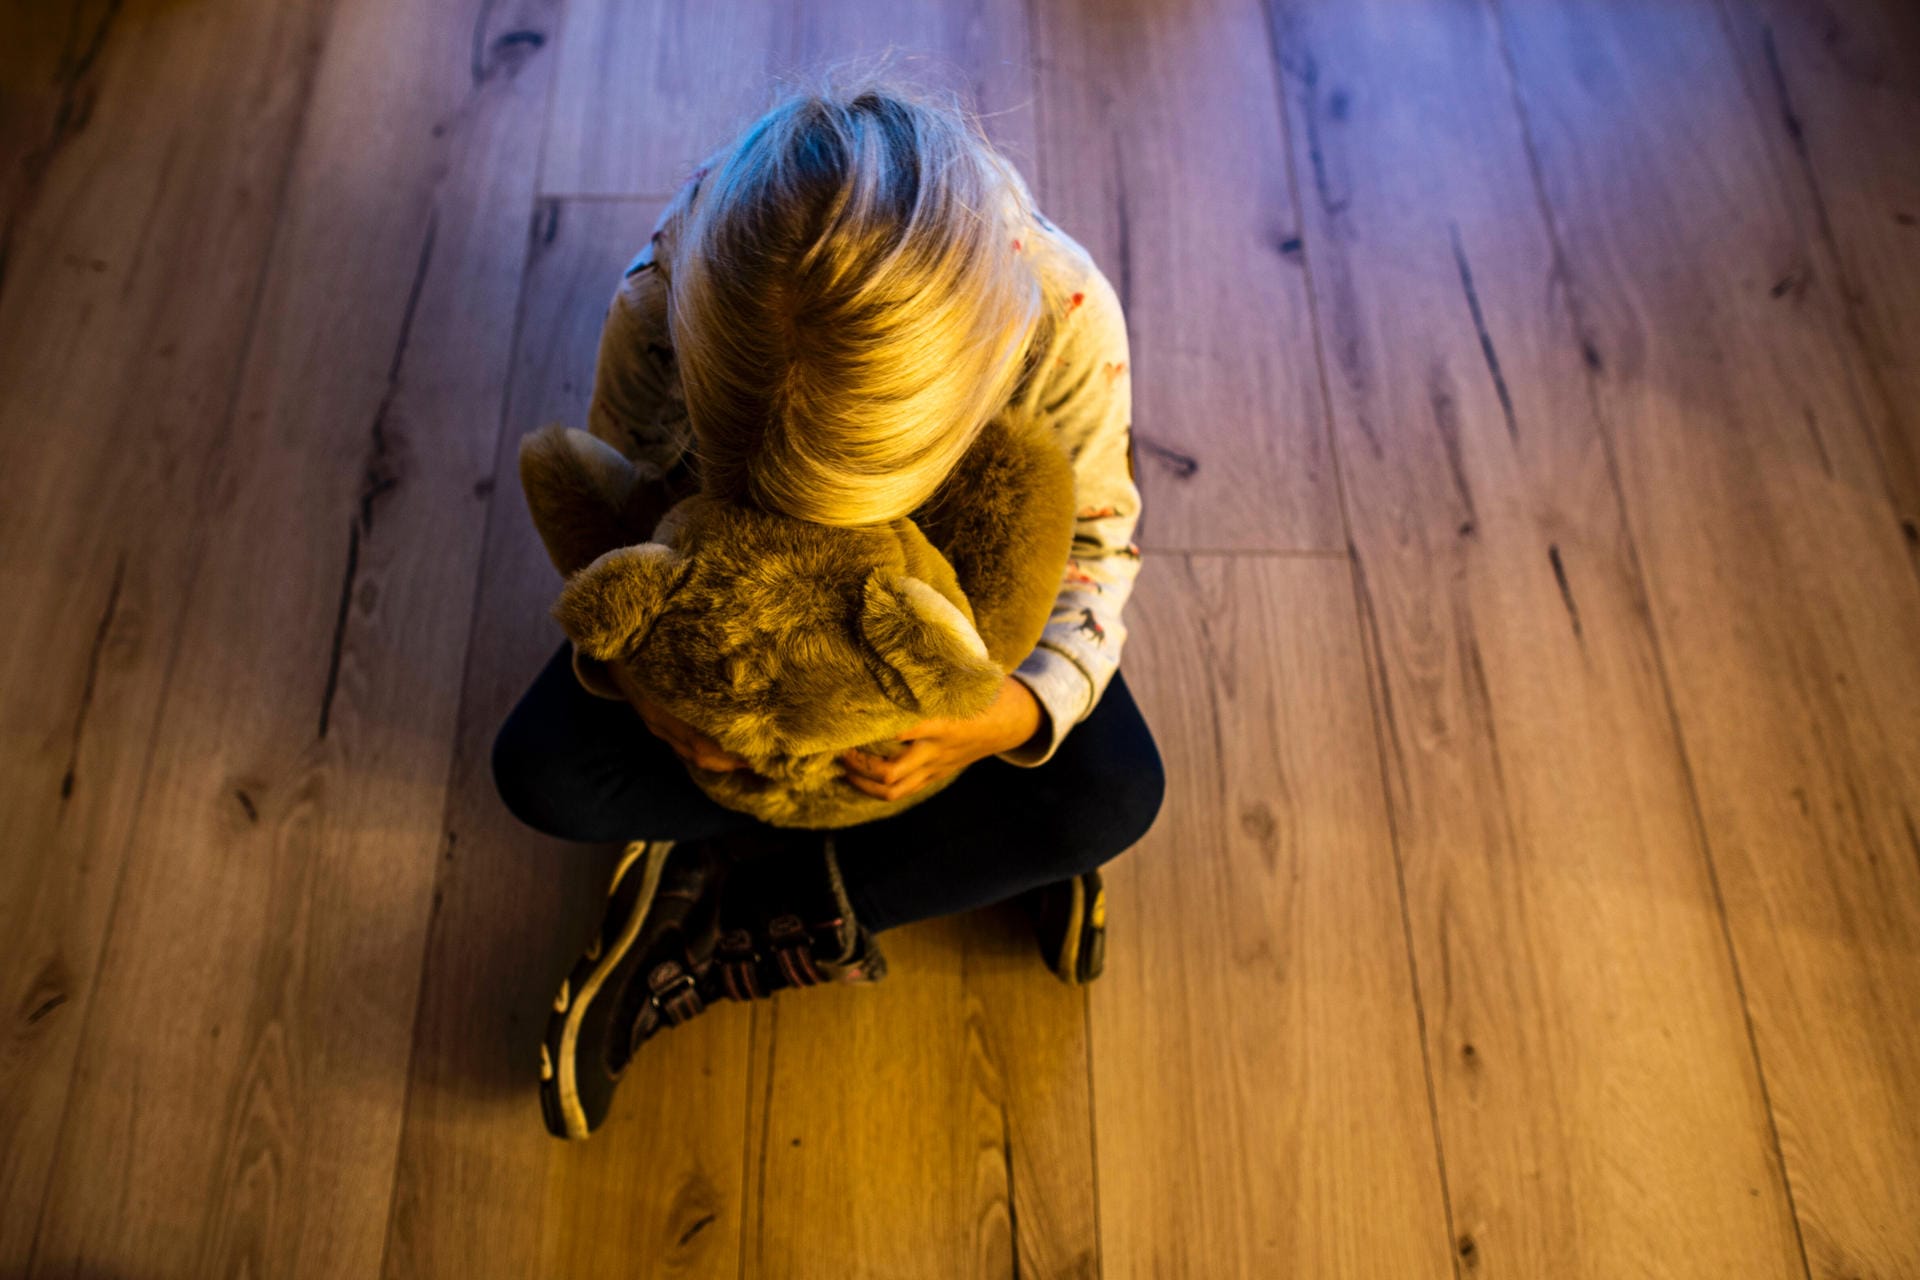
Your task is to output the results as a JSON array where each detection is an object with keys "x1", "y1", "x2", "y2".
[
  {"x1": 1078, "y1": 872, "x2": 1106, "y2": 983},
  {"x1": 1050, "y1": 871, "x2": 1107, "y2": 985},
  {"x1": 540, "y1": 840, "x2": 672, "y2": 1140}
]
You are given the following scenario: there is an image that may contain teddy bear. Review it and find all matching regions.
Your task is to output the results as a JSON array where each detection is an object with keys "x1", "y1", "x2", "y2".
[{"x1": 516, "y1": 405, "x2": 1077, "y2": 829}]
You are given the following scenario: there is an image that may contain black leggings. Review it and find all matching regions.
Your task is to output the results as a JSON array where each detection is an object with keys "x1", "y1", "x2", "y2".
[{"x1": 491, "y1": 644, "x2": 1165, "y2": 932}]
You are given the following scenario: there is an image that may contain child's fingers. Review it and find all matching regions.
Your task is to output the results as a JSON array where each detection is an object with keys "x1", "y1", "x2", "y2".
[
  {"x1": 683, "y1": 728, "x2": 743, "y2": 765},
  {"x1": 636, "y1": 708, "x2": 683, "y2": 746},
  {"x1": 843, "y1": 745, "x2": 947, "y2": 799},
  {"x1": 651, "y1": 723, "x2": 700, "y2": 762},
  {"x1": 687, "y1": 737, "x2": 746, "y2": 772},
  {"x1": 850, "y1": 762, "x2": 943, "y2": 803},
  {"x1": 640, "y1": 718, "x2": 686, "y2": 754},
  {"x1": 895, "y1": 766, "x2": 941, "y2": 800},
  {"x1": 843, "y1": 743, "x2": 930, "y2": 785},
  {"x1": 846, "y1": 770, "x2": 921, "y2": 802},
  {"x1": 645, "y1": 716, "x2": 742, "y2": 771}
]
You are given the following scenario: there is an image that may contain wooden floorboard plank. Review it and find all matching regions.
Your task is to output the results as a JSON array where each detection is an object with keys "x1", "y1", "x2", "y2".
[
  {"x1": 539, "y1": 1, "x2": 777, "y2": 198},
  {"x1": 745, "y1": 919, "x2": 1001, "y2": 1278},
  {"x1": 1090, "y1": 557, "x2": 1451, "y2": 1278},
  {"x1": 380, "y1": 196, "x2": 754, "y2": 1280},
  {"x1": 0, "y1": 1, "x2": 103, "y2": 239},
  {"x1": 1268, "y1": 1, "x2": 1808, "y2": 1273},
  {"x1": 24, "y1": 1, "x2": 559, "y2": 1274},
  {"x1": 1717, "y1": 0, "x2": 1920, "y2": 572},
  {"x1": 1029, "y1": 0, "x2": 1344, "y2": 553},
  {"x1": 1492, "y1": 1, "x2": 1920, "y2": 1274},
  {"x1": 0, "y1": 1, "x2": 335, "y2": 1265},
  {"x1": 736, "y1": 906, "x2": 1097, "y2": 1280},
  {"x1": 959, "y1": 906, "x2": 1101, "y2": 1280},
  {"x1": 540, "y1": 0, "x2": 1036, "y2": 198},
  {"x1": 742, "y1": 913, "x2": 1096, "y2": 1280}
]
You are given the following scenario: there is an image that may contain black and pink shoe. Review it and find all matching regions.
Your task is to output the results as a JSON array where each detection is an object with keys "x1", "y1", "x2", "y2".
[
  {"x1": 539, "y1": 833, "x2": 884, "y2": 1140},
  {"x1": 540, "y1": 838, "x2": 724, "y2": 1139}
]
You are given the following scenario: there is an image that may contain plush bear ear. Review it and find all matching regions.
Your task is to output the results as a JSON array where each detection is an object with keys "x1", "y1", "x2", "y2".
[
  {"x1": 858, "y1": 571, "x2": 1004, "y2": 720},
  {"x1": 553, "y1": 543, "x2": 686, "y2": 662},
  {"x1": 519, "y1": 425, "x2": 643, "y2": 577}
]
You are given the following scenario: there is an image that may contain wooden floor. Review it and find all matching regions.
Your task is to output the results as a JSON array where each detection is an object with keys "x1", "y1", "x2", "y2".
[{"x1": 3, "y1": 0, "x2": 1918, "y2": 1275}]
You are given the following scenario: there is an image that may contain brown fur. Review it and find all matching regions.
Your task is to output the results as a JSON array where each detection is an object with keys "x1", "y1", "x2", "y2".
[
  {"x1": 520, "y1": 405, "x2": 1076, "y2": 828},
  {"x1": 911, "y1": 410, "x2": 1078, "y2": 669}
]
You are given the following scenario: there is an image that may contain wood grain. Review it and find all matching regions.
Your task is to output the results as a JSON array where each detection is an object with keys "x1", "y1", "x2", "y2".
[
  {"x1": 1493, "y1": 0, "x2": 1920, "y2": 1273},
  {"x1": 1091, "y1": 556, "x2": 1450, "y2": 1278},
  {"x1": 541, "y1": 0, "x2": 1034, "y2": 197},
  {"x1": 746, "y1": 921, "x2": 1003, "y2": 1278},
  {"x1": 5, "y1": 0, "x2": 1919, "y2": 1272},
  {"x1": 24, "y1": 0, "x2": 558, "y2": 1274},
  {"x1": 1269, "y1": 1, "x2": 1807, "y2": 1273},
  {"x1": 539, "y1": 1, "x2": 777, "y2": 197},
  {"x1": 1718, "y1": 0, "x2": 1920, "y2": 558},
  {"x1": 1029, "y1": 0, "x2": 1344, "y2": 553},
  {"x1": 0, "y1": 0, "x2": 335, "y2": 1265},
  {"x1": 958, "y1": 905, "x2": 1101, "y2": 1280},
  {"x1": 743, "y1": 913, "x2": 1097, "y2": 1280},
  {"x1": 380, "y1": 196, "x2": 756, "y2": 1280}
]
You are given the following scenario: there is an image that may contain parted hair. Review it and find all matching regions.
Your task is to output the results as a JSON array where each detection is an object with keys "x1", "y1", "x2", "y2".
[{"x1": 664, "y1": 68, "x2": 1053, "y2": 527}]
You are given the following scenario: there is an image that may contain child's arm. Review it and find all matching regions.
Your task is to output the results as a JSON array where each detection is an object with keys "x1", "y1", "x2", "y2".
[
  {"x1": 997, "y1": 265, "x2": 1143, "y2": 767},
  {"x1": 568, "y1": 177, "x2": 709, "y2": 703},
  {"x1": 585, "y1": 178, "x2": 708, "y2": 525}
]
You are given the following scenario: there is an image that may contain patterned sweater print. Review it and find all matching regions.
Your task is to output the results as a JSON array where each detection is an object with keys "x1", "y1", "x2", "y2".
[{"x1": 581, "y1": 164, "x2": 1141, "y2": 768}]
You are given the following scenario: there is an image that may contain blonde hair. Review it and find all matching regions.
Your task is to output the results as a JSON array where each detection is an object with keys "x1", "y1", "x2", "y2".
[{"x1": 664, "y1": 71, "x2": 1052, "y2": 526}]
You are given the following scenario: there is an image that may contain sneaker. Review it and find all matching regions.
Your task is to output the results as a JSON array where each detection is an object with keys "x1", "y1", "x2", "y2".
[
  {"x1": 712, "y1": 833, "x2": 886, "y2": 990},
  {"x1": 539, "y1": 839, "x2": 724, "y2": 1140},
  {"x1": 539, "y1": 833, "x2": 884, "y2": 1140},
  {"x1": 1027, "y1": 870, "x2": 1106, "y2": 984}
]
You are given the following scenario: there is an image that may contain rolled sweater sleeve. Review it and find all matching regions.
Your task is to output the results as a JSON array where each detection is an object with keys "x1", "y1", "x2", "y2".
[{"x1": 998, "y1": 263, "x2": 1142, "y2": 768}]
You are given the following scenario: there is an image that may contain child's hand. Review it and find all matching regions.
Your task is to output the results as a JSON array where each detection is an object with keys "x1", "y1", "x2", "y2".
[
  {"x1": 638, "y1": 698, "x2": 748, "y2": 774},
  {"x1": 609, "y1": 660, "x2": 748, "y2": 773},
  {"x1": 841, "y1": 676, "x2": 1045, "y2": 802}
]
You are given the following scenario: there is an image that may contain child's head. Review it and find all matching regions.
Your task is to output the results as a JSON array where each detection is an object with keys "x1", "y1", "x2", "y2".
[{"x1": 665, "y1": 72, "x2": 1048, "y2": 527}]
